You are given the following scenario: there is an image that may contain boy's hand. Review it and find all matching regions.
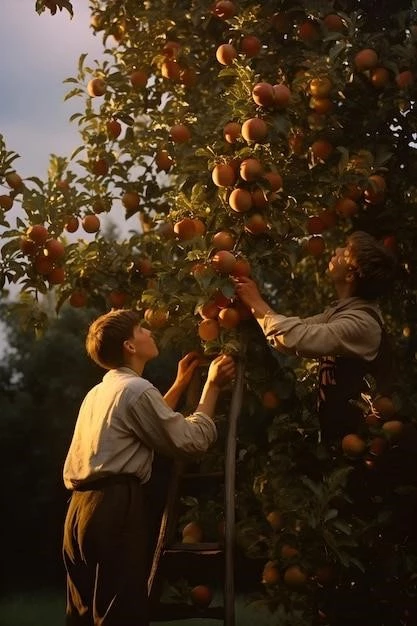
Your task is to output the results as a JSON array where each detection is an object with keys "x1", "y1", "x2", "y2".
[
  {"x1": 175, "y1": 352, "x2": 201, "y2": 388},
  {"x1": 207, "y1": 354, "x2": 236, "y2": 388}
]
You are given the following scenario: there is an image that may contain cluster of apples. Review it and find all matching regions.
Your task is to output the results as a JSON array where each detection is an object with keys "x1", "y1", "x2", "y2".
[
  {"x1": 54, "y1": 179, "x2": 103, "y2": 235},
  {"x1": 87, "y1": 68, "x2": 176, "y2": 186},
  {"x1": 211, "y1": 8, "x2": 404, "y2": 261},
  {"x1": 20, "y1": 225, "x2": 66, "y2": 285},
  {"x1": 196, "y1": 297, "x2": 251, "y2": 343},
  {"x1": 332, "y1": 172, "x2": 387, "y2": 222},
  {"x1": 195, "y1": 230, "x2": 253, "y2": 341},
  {"x1": 212, "y1": 84, "x2": 335, "y2": 258},
  {"x1": 19, "y1": 214, "x2": 102, "y2": 292},
  {"x1": 149, "y1": 217, "x2": 252, "y2": 340},
  {"x1": 178, "y1": 526, "x2": 215, "y2": 610},
  {"x1": 211, "y1": 157, "x2": 282, "y2": 222},
  {"x1": 261, "y1": 511, "x2": 309, "y2": 589},
  {"x1": 261, "y1": 508, "x2": 336, "y2": 596},
  {"x1": 250, "y1": 80, "x2": 337, "y2": 256},
  {"x1": 213, "y1": 1, "x2": 415, "y2": 96},
  {"x1": 211, "y1": 153, "x2": 281, "y2": 245},
  {"x1": 341, "y1": 395, "x2": 404, "y2": 470},
  {"x1": 262, "y1": 559, "x2": 309, "y2": 590},
  {"x1": 353, "y1": 48, "x2": 415, "y2": 91},
  {"x1": 167, "y1": 519, "x2": 216, "y2": 607},
  {"x1": 0, "y1": 171, "x2": 24, "y2": 211},
  {"x1": 164, "y1": 215, "x2": 256, "y2": 341},
  {"x1": 158, "y1": 39, "x2": 197, "y2": 87}
]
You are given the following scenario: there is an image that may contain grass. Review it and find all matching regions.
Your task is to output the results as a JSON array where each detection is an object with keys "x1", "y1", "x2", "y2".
[
  {"x1": 0, "y1": 590, "x2": 65, "y2": 626},
  {"x1": 0, "y1": 589, "x2": 273, "y2": 626}
]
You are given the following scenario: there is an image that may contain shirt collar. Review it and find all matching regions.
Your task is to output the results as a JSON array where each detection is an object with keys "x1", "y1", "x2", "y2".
[
  {"x1": 103, "y1": 366, "x2": 140, "y2": 381},
  {"x1": 329, "y1": 296, "x2": 378, "y2": 311}
]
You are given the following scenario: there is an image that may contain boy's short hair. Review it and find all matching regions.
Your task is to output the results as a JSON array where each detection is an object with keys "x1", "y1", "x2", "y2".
[
  {"x1": 86, "y1": 309, "x2": 142, "y2": 370},
  {"x1": 348, "y1": 231, "x2": 397, "y2": 300}
]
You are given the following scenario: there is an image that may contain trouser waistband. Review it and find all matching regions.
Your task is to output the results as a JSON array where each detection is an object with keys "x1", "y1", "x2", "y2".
[{"x1": 72, "y1": 474, "x2": 142, "y2": 491}]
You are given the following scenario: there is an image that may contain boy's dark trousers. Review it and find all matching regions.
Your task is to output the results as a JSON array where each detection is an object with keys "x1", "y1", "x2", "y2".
[{"x1": 63, "y1": 475, "x2": 150, "y2": 626}]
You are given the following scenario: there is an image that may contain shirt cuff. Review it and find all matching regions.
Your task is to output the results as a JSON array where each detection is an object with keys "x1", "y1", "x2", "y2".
[{"x1": 192, "y1": 410, "x2": 212, "y2": 421}]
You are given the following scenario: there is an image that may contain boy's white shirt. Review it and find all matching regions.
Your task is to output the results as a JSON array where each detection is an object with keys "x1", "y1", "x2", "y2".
[{"x1": 63, "y1": 368, "x2": 216, "y2": 489}]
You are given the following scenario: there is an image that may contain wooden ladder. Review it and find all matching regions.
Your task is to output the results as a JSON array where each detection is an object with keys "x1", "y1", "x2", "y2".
[{"x1": 148, "y1": 351, "x2": 246, "y2": 625}]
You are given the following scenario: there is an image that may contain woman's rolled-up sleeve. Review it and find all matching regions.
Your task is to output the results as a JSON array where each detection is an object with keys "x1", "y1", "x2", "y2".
[{"x1": 260, "y1": 310, "x2": 381, "y2": 360}]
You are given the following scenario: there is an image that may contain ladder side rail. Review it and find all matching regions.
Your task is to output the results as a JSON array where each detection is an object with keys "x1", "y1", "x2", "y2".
[
  {"x1": 148, "y1": 461, "x2": 184, "y2": 602},
  {"x1": 224, "y1": 342, "x2": 246, "y2": 626},
  {"x1": 148, "y1": 366, "x2": 202, "y2": 602}
]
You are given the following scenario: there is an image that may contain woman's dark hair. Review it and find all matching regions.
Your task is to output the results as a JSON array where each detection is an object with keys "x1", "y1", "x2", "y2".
[{"x1": 348, "y1": 231, "x2": 397, "y2": 300}]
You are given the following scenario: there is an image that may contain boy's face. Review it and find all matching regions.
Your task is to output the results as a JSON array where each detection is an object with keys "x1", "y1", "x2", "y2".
[{"x1": 128, "y1": 324, "x2": 159, "y2": 362}]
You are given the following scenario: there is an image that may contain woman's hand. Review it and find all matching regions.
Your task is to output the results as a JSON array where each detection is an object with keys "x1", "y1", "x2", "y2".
[
  {"x1": 233, "y1": 276, "x2": 272, "y2": 318},
  {"x1": 233, "y1": 276, "x2": 262, "y2": 308}
]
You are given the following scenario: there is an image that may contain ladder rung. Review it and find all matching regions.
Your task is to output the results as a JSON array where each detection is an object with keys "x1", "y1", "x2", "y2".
[
  {"x1": 181, "y1": 471, "x2": 224, "y2": 480},
  {"x1": 164, "y1": 541, "x2": 223, "y2": 555},
  {"x1": 150, "y1": 602, "x2": 224, "y2": 621}
]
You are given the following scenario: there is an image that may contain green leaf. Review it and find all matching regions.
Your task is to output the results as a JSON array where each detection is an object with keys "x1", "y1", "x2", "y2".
[
  {"x1": 332, "y1": 519, "x2": 352, "y2": 535},
  {"x1": 180, "y1": 496, "x2": 199, "y2": 507},
  {"x1": 271, "y1": 115, "x2": 292, "y2": 138},
  {"x1": 26, "y1": 177, "x2": 44, "y2": 190},
  {"x1": 60, "y1": 0, "x2": 74, "y2": 17},
  {"x1": 69, "y1": 112, "x2": 83, "y2": 123},
  {"x1": 125, "y1": 206, "x2": 141, "y2": 220},
  {"x1": 70, "y1": 145, "x2": 85, "y2": 161},
  {"x1": 301, "y1": 476, "x2": 322, "y2": 497},
  {"x1": 394, "y1": 485, "x2": 417, "y2": 495},
  {"x1": 78, "y1": 53, "x2": 88, "y2": 73},
  {"x1": 326, "y1": 466, "x2": 353, "y2": 492},
  {"x1": 218, "y1": 67, "x2": 238, "y2": 79},
  {"x1": 348, "y1": 556, "x2": 365, "y2": 573},
  {"x1": 116, "y1": 113, "x2": 135, "y2": 126},
  {"x1": 329, "y1": 41, "x2": 347, "y2": 61},
  {"x1": 194, "y1": 147, "x2": 215, "y2": 159},
  {"x1": 218, "y1": 280, "x2": 235, "y2": 298},
  {"x1": 158, "y1": 325, "x2": 184, "y2": 349},
  {"x1": 64, "y1": 87, "x2": 84, "y2": 102},
  {"x1": 1, "y1": 238, "x2": 21, "y2": 256},
  {"x1": 324, "y1": 508, "x2": 338, "y2": 522}
]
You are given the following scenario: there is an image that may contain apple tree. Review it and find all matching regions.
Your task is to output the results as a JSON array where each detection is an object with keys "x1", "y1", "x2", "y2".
[{"x1": 1, "y1": 0, "x2": 417, "y2": 623}]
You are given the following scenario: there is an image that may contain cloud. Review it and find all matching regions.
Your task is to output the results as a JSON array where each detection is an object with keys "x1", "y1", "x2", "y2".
[{"x1": 4, "y1": 126, "x2": 79, "y2": 182}]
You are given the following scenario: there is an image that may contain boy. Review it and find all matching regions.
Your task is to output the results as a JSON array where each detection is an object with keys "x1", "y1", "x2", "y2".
[
  {"x1": 234, "y1": 230, "x2": 397, "y2": 440},
  {"x1": 63, "y1": 309, "x2": 235, "y2": 626}
]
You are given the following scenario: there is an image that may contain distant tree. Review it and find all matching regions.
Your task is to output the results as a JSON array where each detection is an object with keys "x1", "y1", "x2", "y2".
[{"x1": 0, "y1": 303, "x2": 101, "y2": 589}]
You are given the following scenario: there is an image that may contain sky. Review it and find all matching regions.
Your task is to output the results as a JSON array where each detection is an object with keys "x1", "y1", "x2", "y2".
[
  {"x1": 0, "y1": 1, "x2": 103, "y2": 178},
  {"x1": 0, "y1": 1, "x2": 106, "y2": 349}
]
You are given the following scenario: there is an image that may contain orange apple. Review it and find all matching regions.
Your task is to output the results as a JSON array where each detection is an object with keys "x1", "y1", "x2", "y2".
[{"x1": 211, "y1": 250, "x2": 237, "y2": 273}]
